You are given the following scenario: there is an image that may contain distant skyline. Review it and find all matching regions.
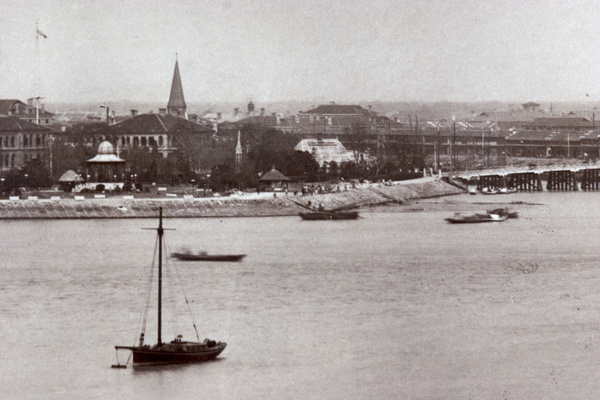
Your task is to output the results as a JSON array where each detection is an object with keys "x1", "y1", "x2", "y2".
[{"x1": 2, "y1": 0, "x2": 600, "y2": 105}]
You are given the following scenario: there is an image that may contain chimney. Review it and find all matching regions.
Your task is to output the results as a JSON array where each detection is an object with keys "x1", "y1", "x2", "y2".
[
  {"x1": 131, "y1": 109, "x2": 138, "y2": 116},
  {"x1": 234, "y1": 108, "x2": 239, "y2": 116},
  {"x1": 158, "y1": 108, "x2": 166, "y2": 115},
  {"x1": 217, "y1": 112, "x2": 222, "y2": 121},
  {"x1": 260, "y1": 108, "x2": 265, "y2": 116},
  {"x1": 276, "y1": 113, "x2": 281, "y2": 124}
]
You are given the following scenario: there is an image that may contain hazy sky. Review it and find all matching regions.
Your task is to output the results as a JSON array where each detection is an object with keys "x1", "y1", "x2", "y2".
[{"x1": 2, "y1": 0, "x2": 600, "y2": 104}]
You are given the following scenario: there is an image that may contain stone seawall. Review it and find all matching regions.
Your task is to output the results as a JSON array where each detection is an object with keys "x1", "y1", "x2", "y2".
[{"x1": 0, "y1": 178, "x2": 463, "y2": 219}]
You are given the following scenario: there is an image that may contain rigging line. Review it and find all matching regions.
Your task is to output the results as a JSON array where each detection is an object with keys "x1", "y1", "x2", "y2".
[
  {"x1": 135, "y1": 235, "x2": 158, "y2": 346},
  {"x1": 115, "y1": 348, "x2": 133, "y2": 367},
  {"x1": 163, "y1": 237, "x2": 181, "y2": 339},
  {"x1": 170, "y1": 242, "x2": 202, "y2": 342}
]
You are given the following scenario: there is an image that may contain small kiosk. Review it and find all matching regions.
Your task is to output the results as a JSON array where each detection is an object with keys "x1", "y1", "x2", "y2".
[{"x1": 259, "y1": 167, "x2": 291, "y2": 191}]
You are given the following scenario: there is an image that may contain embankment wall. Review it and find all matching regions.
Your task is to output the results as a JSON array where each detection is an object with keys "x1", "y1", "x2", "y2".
[{"x1": 0, "y1": 179, "x2": 463, "y2": 219}]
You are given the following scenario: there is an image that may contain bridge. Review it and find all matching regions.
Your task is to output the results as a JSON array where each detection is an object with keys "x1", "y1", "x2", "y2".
[{"x1": 450, "y1": 160, "x2": 600, "y2": 192}]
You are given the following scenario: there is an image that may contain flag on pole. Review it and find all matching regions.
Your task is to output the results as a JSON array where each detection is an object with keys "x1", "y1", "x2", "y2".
[{"x1": 36, "y1": 28, "x2": 48, "y2": 39}]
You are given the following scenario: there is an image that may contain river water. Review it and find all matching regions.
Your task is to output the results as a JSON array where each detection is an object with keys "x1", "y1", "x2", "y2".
[{"x1": 2, "y1": 192, "x2": 600, "y2": 399}]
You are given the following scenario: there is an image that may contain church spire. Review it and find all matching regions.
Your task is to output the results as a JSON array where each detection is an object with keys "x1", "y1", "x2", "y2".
[
  {"x1": 167, "y1": 56, "x2": 187, "y2": 117},
  {"x1": 235, "y1": 130, "x2": 243, "y2": 169}
]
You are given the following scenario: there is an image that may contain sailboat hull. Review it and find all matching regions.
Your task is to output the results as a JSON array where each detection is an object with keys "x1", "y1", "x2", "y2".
[{"x1": 118, "y1": 341, "x2": 227, "y2": 366}]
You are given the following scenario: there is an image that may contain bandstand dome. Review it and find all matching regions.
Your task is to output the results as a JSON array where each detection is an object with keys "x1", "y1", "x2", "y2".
[
  {"x1": 97, "y1": 140, "x2": 114, "y2": 155},
  {"x1": 87, "y1": 141, "x2": 125, "y2": 163}
]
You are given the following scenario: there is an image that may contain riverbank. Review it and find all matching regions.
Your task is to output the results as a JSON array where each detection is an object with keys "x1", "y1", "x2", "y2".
[{"x1": 0, "y1": 177, "x2": 464, "y2": 219}]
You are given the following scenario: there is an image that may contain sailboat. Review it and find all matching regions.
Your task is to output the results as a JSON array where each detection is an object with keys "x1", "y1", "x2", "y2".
[{"x1": 113, "y1": 207, "x2": 226, "y2": 367}]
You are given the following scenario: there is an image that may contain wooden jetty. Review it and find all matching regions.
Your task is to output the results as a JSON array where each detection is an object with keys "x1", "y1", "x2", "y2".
[{"x1": 453, "y1": 162, "x2": 600, "y2": 192}]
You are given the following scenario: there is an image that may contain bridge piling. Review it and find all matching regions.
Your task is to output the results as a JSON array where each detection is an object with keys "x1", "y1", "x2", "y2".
[
  {"x1": 547, "y1": 170, "x2": 578, "y2": 191},
  {"x1": 581, "y1": 169, "x2": 600, "y2": 191}
]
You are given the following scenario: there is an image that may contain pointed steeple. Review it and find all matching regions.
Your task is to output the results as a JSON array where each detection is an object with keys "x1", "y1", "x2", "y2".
[
  {"x1": 235, "y1": 130, "x2": 243, "y2": 169},
  {"x1": 167, "y1": 56, "x2": 187, "y2": 117}
]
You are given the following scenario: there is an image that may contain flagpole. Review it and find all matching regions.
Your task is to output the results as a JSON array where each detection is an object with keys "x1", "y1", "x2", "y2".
[
  {"x1": 35, "y1": 21, "x2": 40, "y2": 124},
  {"x1": 34, "y1": 21, "x2": 48, "y2": 125}
]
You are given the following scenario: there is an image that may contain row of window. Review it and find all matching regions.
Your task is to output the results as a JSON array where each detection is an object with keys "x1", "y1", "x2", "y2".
[
  {"x1": 0, "y1": 152, "x2": 43, "y2": 169},
  {"x1": 2, "y1": 153, "x2": 16, "y2": 168},
  {"x1": 119, "y1": 135, "x2": 165, "y2": 147},
  {"x1": 0, "y1": 134, "x2": 46, "y2": 149}
]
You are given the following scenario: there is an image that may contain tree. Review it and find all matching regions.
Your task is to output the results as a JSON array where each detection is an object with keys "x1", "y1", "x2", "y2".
[
  {"x1": 340, "y1": 161, "x2": 360, "y2": 179},
  {"x1": 345, "y1": 122, "x2": 370, "y2": 168},
  {"x1": 242, "y1": 124, "x2": 299, "y2": 173},
  {"x1": 283, "y1": 150, "x2": 319, "y2": 179},
  {"x1": 209, "y1": 163, "x2": 237, "y2": 191},
  {"x1": 21, "y1": 157, "x2": 52, "y2": 189}
]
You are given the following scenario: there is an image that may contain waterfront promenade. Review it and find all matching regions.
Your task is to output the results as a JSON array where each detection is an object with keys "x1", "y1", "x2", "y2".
[{"x1": 0, "y1": 178, "x2": 463, "y2": 219}]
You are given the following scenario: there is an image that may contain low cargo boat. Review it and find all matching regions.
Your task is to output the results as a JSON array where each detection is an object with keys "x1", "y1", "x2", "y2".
[
  {"x1": 171, "y1": 252, "x2": 246, "y2": 262},
  {"x1": 445, "y1": 212, "x2": 507, "y2": 224},
  {"x1": 299, "y1": 210, "x2": 360, "y2": 220}
]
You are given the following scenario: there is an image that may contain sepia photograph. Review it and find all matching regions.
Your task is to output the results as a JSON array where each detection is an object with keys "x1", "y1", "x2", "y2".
[{"x1": 1, "y1": 0, "x2": 600, "y2": 398}]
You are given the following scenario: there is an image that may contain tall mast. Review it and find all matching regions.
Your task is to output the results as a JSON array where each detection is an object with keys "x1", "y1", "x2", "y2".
[
  {"x1": 34, "y1": 21, "x2": 47, "y2": 125},
  {"x1": 157, "y1": 207, "x2": 163, "y2": 345}
]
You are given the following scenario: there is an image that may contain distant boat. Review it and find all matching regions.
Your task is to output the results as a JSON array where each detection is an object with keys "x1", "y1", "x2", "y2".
[
  {"x1": 113, "y1": 208, "x2": 226, "y2": 368},
  {"x1": 445, "y1": 212, "x2": 507, "y2": 224},
  {"x1": 299, "y1": 210, "x2": 360, "y2": 220},
  {"x1": 480, "y1": 187, "x2": 499, "y2": 195},
  {"x1": 172, "y1": 252, "x2": 246, "y2": 262},
  {"x1": 498, "y1": 187, "x2": 518, "y2": 194},
  {"x1": 487, "y1": 208, "x2": 519, "y2": 219},
  {"x1": 291, "y1": 199, "x2": 360, "y2": 220}
]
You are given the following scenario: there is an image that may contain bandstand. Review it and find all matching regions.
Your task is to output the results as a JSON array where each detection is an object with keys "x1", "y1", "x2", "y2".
[{"x1": 80, "y1": 141, "x2": 126, "y2": 191}]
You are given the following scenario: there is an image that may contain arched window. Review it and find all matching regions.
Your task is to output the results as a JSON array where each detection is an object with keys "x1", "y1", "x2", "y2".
[
  {"x1": 133, "y1": 137, "x2": 139, "y2": 146},
  {"x1": 24, "y1": 136, "x2": 29, "y2": 147},
  {"x1": 11, "y1": 136, "x2": 15, "y2": 147},
  {"x1": 36, "y1": 135, "x2": 41, "y2": 146},
  {"x1": 10, "y1": 154, "x2": 15, "y2": 167}
]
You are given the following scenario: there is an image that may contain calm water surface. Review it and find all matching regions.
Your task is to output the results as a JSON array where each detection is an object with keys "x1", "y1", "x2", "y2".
[{"x1": 2, "y1": 192, "x2": 600, "y2": 399}]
